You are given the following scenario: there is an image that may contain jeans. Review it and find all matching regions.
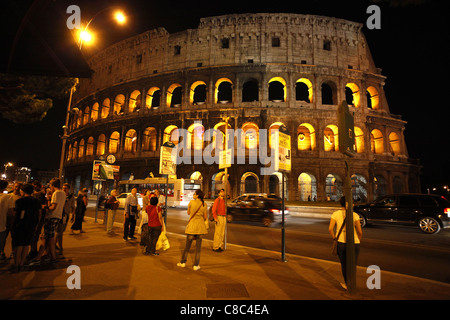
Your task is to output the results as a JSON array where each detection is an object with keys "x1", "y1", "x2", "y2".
[
  {"x1": 124, "y1": 214, "x2": 136, "y2": 239},
  {"x1": 181, "y1": 234, "x2": 203, "y2": 266},
  {"x1": 337, "y1": 242, "x2": 360, "y2": 283}
]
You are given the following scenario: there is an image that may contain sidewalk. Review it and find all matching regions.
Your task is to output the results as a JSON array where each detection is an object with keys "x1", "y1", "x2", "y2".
[{"x1": 1, "y1": 217, "x2": 449, "y2": 301}]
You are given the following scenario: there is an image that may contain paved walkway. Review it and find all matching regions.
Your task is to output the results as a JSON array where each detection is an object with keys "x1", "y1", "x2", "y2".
[{"x1": 1, "y1": 216, "x2": 449, "y2": 301}]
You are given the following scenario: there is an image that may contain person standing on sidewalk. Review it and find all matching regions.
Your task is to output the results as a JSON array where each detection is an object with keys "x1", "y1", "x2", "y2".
[
  {"x1": 56, "y1": 183, "x2": 75, "y2": 256},
  {"x1": 212, "y1": 189, "x2": 226, "y2": 252},
  {"x1": 105, "y1": 190, "x2": 120, "y2": 235},
  {"x1": 0, "y1": 180, "x2": 15, "y2": 261},
  {"x1": 328, "y1": 196, "x2": 363, "y2": 291},
  {"x1": 12, "y1": 184, "x2": 40, "y2": 271},
  {"x1": 145, "y1": 196, "x2": 164, "y2": 255},
  {"x1": 123, "y1": 188, "x2": 140, "y2": 241},
  {"x1": 177, "y1": 190, "x2": 208, "y2": 270},
  {"x1": 31, "y1": 178, "x2": 66, "y2": 265},
  {"x1": 70, "y1": 188, "x2": 88, "y2": 234}
]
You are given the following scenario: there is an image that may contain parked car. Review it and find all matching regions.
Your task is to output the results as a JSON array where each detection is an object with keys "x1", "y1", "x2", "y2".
[
  {"x1": 116, "y1": 193, "x2": 144, "y2": 209},
  {"x1": 354, "y1": 193, "x2": 450, "y2": 234},
  {"x1": 227, "y1": 193, "x2": 289, "y2": 227}
]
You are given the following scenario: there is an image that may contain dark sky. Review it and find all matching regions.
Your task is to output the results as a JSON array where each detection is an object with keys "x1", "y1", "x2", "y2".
[{"x1": 1, "y1": 0, "x2": 449, "y2": 191}]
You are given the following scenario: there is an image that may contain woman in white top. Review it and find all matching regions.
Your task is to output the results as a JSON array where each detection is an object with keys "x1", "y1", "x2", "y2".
[
  {"x1": 329, "y1": 196, "x2": 363, "y2": 290},
  {"x1": 177, "y1": 189, "x2": 208, "y2": 270}
]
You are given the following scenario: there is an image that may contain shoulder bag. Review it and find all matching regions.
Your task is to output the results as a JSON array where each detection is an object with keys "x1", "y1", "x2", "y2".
[{"x1": 332, "y1": 214, "x2": 346, "y2": 255}]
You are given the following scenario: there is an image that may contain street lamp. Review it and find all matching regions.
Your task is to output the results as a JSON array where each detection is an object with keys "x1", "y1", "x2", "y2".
[
  {"x1": 58, "y1": 8, "x2": 127, "y2": 182},
  {"x1": 3, "y1": 162, "x2": 13, "y2": 180}
]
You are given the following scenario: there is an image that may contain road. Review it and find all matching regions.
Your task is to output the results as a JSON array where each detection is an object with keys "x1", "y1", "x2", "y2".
[{"x1": 88, "y1": 206, "x2": 450, "y2": 284}]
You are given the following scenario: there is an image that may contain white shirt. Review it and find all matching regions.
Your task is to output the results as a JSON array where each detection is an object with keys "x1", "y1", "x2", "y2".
[
  {"x1": 0, "y1": 193, "x2": 14, "y2": 232},
  {"x1": 331, "y1": 209, "x2": 361, "y2": 244},
  {"x1": 47, "y1": 190, "x2": 66, "y2": 219}
]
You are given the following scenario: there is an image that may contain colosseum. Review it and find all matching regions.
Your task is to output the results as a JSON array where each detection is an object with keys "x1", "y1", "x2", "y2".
[{"x1": 64, "y1": 13, "x2": 421, "y2": 202}]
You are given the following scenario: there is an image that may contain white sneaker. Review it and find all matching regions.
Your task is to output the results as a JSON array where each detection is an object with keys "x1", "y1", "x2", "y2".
[
  {"x1": 177, "y1": 262, "x2": 186, "y2": 268},
  {"x1": 193, "y1": 265, "x2": 200, "y2": 271}
]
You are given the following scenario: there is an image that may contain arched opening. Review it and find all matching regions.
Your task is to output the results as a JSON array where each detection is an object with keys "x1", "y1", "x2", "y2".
[
  {"x1": 83, "y1": 107, "x2": 90, "y2": 125},
  {"x1": 91, "y1": 102, "x2": 99, "y2": 121},
  {"x1": 146, "y1": 87, "x2": 161, "y2": 109},
  {"x1": 325, "y1": 173, "x2": 343, "y2": 201},
  {"x1": 242, "y1": 122, "x2": 259, "y2": 149},
  {"x1": 241, "y1": 172, "x2": 259, "y2": 194},
  {"x1": 163, "y1": 125, "x2": 179, "y2": 145},
  {"x1": 324, "y1": 125, "x2": 338, "y2": 152},
  {"x1": 86, "y1": 136, "x2": 94, "y2": 156},
  {"x1": 366, "y1": 86, "x2": 380, "y2": 110},
  {"x1": 373, "y1": 175, "x2": 387, "y2": 199},
  {"x1": 190, "y1": 81, "x2": 207, "y2": 105},
  {"x1": 212, "y1": 171, "x2": 230, "y2": 197},
  {"x1": 97, "y1": 134, "x2": 106, "y2": 156},
  {"x1": 297, "y1": 123, "x2": 316, "y2": 151},
  {"x1": 393, "y1": 176, "x2": 403, "y2": 193},
  {"x1": 109, "y1": 131, "x2": 120, "y2": 153},
  {"x1": 242, "y1": 79, "x2": 259, "y2": 102},
  {"x1": 268, "y1": 77, "x2": 286, "y2": 102},
  {"x1": 167, "y1": 83, "x2": 182, "y2": 107},
  {"x1": 187, "y1": 123, "x2": 205, "y2": 150},
  {"x1": 189, "y1": 171, "x2": 203, "y2": 180},
  {"x1": 351, "y1": 174, "x2": 367, "y2": 202},
  {"x1": 76, "y1": 109, "x2": 82, "y2": 128},
  {"x1": 354, "y1": 126, "x2": 365, "y2": 153},
  {"x1": 215, "y1": 78, "x2": 233, "y2": 103},
  {"x1": 298, "y1": 172, "x2": 317, "y2": 201},
  {"x1": 124, "y1": 129, "x2": 137, "y2": 152},
  {"x1": 101, "y1": 98, "x2": 110, "y2": 119},
  {"x1": 78, "y1": 139, "x2": 85, "y2": 158},
  {"x1": 321, "y1": 81, "x2": 337, "y2": 105},
  {"x1": 296, "y1": 78, "x2": 313, "y2": 103},
  {"x1": 72, "y1": 141, "x2": 78, "y2": 159},
  {"x1": 67, "y1": 143, "x2": 72, "y2": 161},
  {"x1": 114, "y1": 94, "x2": 125, "y2": 115},
  {"x1": 213, "y1": 122, "x2": 231, "y2": 151},
  {"x1": 269, "y1": 122, "x2": 285, "y2": 149},
  {"x1": 370, "y1": 129, "x2": 384, "y2": 154},
  {"x1": 129, "y1": 90, "x2": 141, "y2": 113},
  {"x1": 345, "y1": 83, "x2": 361, "y2": 107},
  {"x1": 389, "y1": 132, "x2": 401, "y2": 156},
  {"x1": 142, "y1": 127, "x2": 157, "y2": 151}
]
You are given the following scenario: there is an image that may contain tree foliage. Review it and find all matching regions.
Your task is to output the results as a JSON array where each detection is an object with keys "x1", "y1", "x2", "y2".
[{"x1": 0, "y1": 74, "x2": 77, "y2": 124}]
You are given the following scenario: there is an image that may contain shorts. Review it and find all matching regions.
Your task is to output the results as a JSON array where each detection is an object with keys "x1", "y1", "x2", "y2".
[
  {"x1": 44, "y1": 218, "x2": 61, "y2": 239},
  {"x1": 56, "y1": 215, "x2": 69, "y2": 234}
]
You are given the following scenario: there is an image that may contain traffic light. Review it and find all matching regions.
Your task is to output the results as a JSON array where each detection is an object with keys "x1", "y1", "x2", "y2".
[{"x1": 337, "y1": 100, "x2": 356, "y2": 157}]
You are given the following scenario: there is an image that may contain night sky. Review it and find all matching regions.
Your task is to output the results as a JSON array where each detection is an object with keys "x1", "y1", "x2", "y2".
[{"x1": 1, "y1": 0, "x2": 449, "y2": 191}]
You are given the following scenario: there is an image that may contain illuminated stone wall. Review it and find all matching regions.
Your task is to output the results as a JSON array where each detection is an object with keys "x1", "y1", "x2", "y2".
[{"x1": 66, "y1": 13, "x2": 421, "y2": 201}]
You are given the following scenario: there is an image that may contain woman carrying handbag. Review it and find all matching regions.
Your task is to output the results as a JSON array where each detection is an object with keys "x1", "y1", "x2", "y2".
[{"x1": 177, "y1": 189, "x2": 208, "y2": 270}]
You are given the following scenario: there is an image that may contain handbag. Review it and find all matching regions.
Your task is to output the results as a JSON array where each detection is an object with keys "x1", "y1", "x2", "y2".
[
  {"x1": 332, "y1": 214, "x2": 346, "y2": 255},
  {"x1": 156, "y1": 231, "x2": 170, "y2": 251}
]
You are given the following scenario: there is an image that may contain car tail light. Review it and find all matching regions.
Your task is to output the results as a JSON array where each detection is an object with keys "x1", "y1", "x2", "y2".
[
  {"x1": 270, "y1": 208, "x2": 289, "y2": 214},
  {"x1": 444, "y1": 208, "x2": 450, "y2": 217}
]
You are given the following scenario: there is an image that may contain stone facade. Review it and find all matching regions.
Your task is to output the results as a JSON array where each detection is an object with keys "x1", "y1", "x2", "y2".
[{"x1": 65, "y1": 13, "x2": 421, "y2": 201}]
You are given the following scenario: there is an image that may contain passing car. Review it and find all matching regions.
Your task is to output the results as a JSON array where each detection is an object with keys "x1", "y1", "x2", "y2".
[
  {"x1": 227, "y1": 193, "x2": 289, "y2": 227},
  {"x1": 354, "y1": 193, "x2": 450, "y2": 234},
  {"x1": 116, "y1": 193, "x2": 144, "y2": 209}
]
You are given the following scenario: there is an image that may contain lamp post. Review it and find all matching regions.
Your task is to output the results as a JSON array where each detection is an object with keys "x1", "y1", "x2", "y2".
[
  {"x1": 58, "y1": 8, "x2": 126, "y2": 182},
  {"x1": 3, "y1": 162, "x2": 13, "y2": 180}
]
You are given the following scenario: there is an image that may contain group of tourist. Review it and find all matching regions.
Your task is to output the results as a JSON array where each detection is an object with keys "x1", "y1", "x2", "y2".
[
  {"x1": 0, "y1": 178, "x2": 89, "y2": 272},
  {"x1": 114, "y1": 186, "x2": 227, "y2": 271}
]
